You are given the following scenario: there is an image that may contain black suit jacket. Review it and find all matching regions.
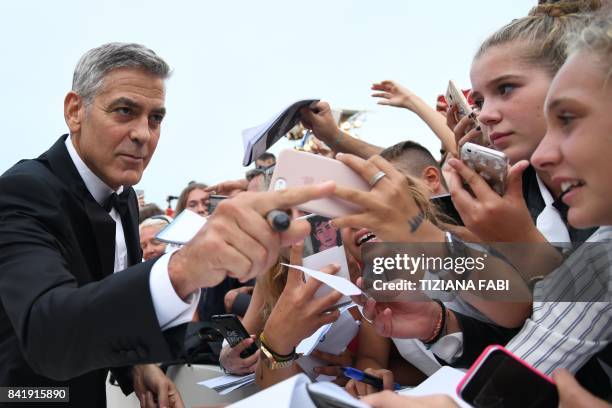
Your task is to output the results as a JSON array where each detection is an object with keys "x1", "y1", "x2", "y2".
[{"x1": 0, "y1": 135, "x2": 182, "y2": 407}]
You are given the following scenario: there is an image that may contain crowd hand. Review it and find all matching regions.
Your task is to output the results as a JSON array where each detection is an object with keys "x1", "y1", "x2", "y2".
[
  {"x1": 311, "y1": 349, "x2": 354, "y2": 385},
  {"x1": 219, "y1": 336, "x2": 260, "y2": 375},
  {"x1": 332, "y1": 153, "x2": 439, "y2": 243},
  {"x1": 168, "y1": 182, "x2": 336, "y2": 299},
  {"x1": 224, "y1": 286, "x2": 254, "y2": 313},
  {"x1": 370, "y1": 80, "x2": 418, "y2": 111},
  {"x1": 205, "y1": 179, "x2": 248, "y2": 197},
  {"x1": 345, "y1": 368, "x2": 395, "y2": 398},
  {"x1": 436, "y1": 98, "x2": 449, "y2": 117},
  {"x1": 309, "y1": 136, "x2": 336, "y2": 158},
  {"x1": 452, "y1": 111, "x2": 486, "y2": 148},
  {"x1": 444, "y1": 157, "x2": 539, "y2": 242},
  {"x1": 299, "y1": 101, "x2": 341, "y2": 147},
  {"x1": 261, "y1": 243, "x2": 344, "y2": 355},
  {"x1": 553, "y1": 369, "x2": 612, "y2": 408},
  {"x1": 362, "y1": 391, "x2": 459, "y2": 408},
  {"x1": 132, "y1": 364, "x2": 184, "y2": 408}
]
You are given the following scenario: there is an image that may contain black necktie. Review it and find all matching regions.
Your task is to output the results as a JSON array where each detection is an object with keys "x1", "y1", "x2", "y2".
[{"x1": 103, "y1": 191, "x2": 130, "y2": 217}]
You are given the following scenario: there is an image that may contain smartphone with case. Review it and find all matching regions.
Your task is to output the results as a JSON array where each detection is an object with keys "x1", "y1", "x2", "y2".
[
  {"x1": 446, "y1": 80, "x2": 480, "y2": 127},
  {"x1": 210, "y1": 314, "x2": 258, "y2": 358},
  {"x1": 460, "y1": 142, "x2": 508, "y2": 195},
  {"x1": 457, "y1": 345, "x2": 558, "y2": 408},
  {"x1": 269, "y1": 149, "x2": 369, "y2": 218}
]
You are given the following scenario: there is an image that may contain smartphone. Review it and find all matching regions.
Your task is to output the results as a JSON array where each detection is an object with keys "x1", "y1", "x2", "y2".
[
  {"x1": 210, "y1": 314, "x2": 258, "y2": 358},
  {"x1": 207, "y1": 194, "x2": 228, "y2": 215},
  {"x1": 457, "y1": 345, "x2": 558, "y2": 408},
  {"x1": 269, "y1": 149, "x2": 369, "y2": 218},
  {"x1": 446, "y1": 80, "x2": 480, "y2": 127},
  {"x1": 460, "y1": 142, "x2": 508, "y2": 195},
  {"x1": 430, "y1": 194, "x2": 463, "y2": 226}
]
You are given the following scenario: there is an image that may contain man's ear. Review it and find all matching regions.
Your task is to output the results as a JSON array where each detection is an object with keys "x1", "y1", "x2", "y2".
[
  {"x1": 421, "y1": 166, "x2": 442, "y2": 193},
  {"x1": 64, "y1": 91, "x2": 84, "y2": 134}
]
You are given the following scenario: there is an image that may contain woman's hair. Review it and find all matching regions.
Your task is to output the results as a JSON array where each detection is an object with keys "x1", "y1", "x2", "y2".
[
  {"x1": 475, "y1": 0, "x2": 601, "y2": 76},
  {"x1": 566, "y1": 7, "x2": 612, "y2": 83},
  {"x1": 175, "y1": 182, "x2": 208, "y2": 215}
]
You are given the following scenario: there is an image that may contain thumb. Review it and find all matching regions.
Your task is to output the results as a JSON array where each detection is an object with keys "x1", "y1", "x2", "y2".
[
  {"x1": 506, "y1": 160, "x2": 529, "y2": 198},
  {"x1": 231, "y1": 337, "x2": 255, "y2": 355}
]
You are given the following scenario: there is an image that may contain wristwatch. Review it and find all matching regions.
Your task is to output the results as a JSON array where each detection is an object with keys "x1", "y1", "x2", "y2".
[{"x1": 259, "y1": 333, "x2": 300, "y2": 370}]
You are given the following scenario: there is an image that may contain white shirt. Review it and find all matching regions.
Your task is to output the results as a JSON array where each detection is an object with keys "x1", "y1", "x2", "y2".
[{"x1": 65, "y1": 136, "x2": 199, "y2": 330}]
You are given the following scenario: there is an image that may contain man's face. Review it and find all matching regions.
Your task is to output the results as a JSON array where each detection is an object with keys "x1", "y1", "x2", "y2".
[{"x1": 66, "y1": 67, "x2": 166, "y2": 189}]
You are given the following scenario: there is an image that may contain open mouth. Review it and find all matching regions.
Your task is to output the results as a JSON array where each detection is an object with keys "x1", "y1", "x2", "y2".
[
  {"x1": 561, "y1": 180, "x2": 585, "y2": 195},
  {"x1": 355, "y1": 231, "x2": 377, "y2": 247}
]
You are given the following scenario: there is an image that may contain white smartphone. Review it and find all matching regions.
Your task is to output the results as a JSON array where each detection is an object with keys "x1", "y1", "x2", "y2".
[
  {"x1": 460, "y1": 142, "x2": 508, "y2": 195},
  {"x1": 269, "y1": 149, "x2": 369, "y2": 218},
  {"x1": 446, "y1": 80, "x2": 480, "y2": 127}
]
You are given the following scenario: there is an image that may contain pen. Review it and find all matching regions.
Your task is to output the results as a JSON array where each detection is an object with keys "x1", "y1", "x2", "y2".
[
  {"x1": 342, "y1": 367, "x2": 401, "y2": 391},
  {"x1": 266, "y1": 210, "x2": 291, "y2": 232}
]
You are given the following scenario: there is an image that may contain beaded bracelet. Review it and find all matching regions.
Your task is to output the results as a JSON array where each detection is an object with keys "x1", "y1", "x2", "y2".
[{"x1": 423, "y1": 300, "x2": 447, "y2": 345}]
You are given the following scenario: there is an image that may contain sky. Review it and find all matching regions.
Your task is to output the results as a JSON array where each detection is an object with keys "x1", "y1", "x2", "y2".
[{"x1": 0, "y1": 0, "x2": 536, "y2": 209}]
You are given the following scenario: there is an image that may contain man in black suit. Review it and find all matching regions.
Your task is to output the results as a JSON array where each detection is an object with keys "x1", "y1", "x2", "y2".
[{"x1": 0, "y1": 43, "x2": 334, "y2": 407}]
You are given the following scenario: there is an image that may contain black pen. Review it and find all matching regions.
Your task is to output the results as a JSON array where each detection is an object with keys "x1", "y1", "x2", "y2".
[{"x1": 266, "y1": 210, "x2": 290, "y2": 231}]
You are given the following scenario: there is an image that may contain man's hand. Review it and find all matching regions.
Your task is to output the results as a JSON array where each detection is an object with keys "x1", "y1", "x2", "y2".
[
  {"x1": 345, "y1": 368, "x2": 395, "y2": 398},
  {"x1": 311, "y1": 349, "x2": 354, "y2": 385},
  {"x1": 168, "y1": 182, "x2": 336, "y2": 299},
  {"x1": 132, "y1": 364, "x2": 184, "y2": 408},
  {"x1": 553, "y1": 369, "x2": 611, "y2": 408}
]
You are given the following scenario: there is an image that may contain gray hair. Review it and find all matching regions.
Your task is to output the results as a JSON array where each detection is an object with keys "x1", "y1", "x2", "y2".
[{"x1": 72, "y1": 42, "x2": 171, "y2": 106}]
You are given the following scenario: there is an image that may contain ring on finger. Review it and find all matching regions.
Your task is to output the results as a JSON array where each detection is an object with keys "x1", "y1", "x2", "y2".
[{"x1": 368, "y1": 171, "x2": 386, "y2": 188}]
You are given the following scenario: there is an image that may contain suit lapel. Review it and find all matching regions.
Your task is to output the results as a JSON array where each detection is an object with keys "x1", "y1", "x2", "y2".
[
  {"x1": 42, "y1": 135, "x2": 117, "y2": 279},
  {"x1": 121, "y1": 188, "x2": 143, "y2": 266}
]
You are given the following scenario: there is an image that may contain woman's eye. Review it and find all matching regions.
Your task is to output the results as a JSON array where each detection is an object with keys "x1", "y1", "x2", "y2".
[
  {"x1": 558, "y1": 112, "x2": 575, "y2": 127},
  {"x1": 473, "y1": 99, "x2": 484, "y2": 109},
  {"x1": 499, "y1": 84, "x2": 515, "y2": 96}
]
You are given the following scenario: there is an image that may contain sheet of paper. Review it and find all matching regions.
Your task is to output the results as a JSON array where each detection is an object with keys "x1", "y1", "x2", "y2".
[
  {"x1": 229, "y1": 373, "x2": 315, "y2": 408},
  {"x1": 306, "y1": 382, "x2": 370, "y2": 408},
  {"x1": 303, "y1": 245, "x2": 351, "y2": 305},
  {"x1": 400, "y1": 366, "x2": 471, "y2": 408},
  {"x1": 198, "y1": 373, "x2": 254, "y2": 393},
  {"x1": 282, "y1": 264, "x2": 362, "y2": 297},
  {"x1": 156, "y1": 209, "x2": 206, "y2": 245},
  {"x1": 241, "y1": 99, "x2": 319, "y2": 166},
  {"x1": 392, "y1": 338, "x2": 443, "y2": 376}
]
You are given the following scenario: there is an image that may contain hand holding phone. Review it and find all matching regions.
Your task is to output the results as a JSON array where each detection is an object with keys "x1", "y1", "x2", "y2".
[
  {"x1": 446, "y1": 80, "x2": 480, "y2": 127},
  {"x1": 460, "y1": 142, "x2": 508, "y2": 195},
  {"x1": 210, "y1": 314, "x2": 258, "y2": 358},
  {"x1": 207, "y1": 194, "x2": 228, "y2": 215}
]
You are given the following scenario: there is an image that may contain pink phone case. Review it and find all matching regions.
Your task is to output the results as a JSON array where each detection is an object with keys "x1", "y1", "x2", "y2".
[
  {"x1": 456, "y1": 344, "x2": 556, "y2": 398},
  {"x1": 269, "y1": 149, "x2": 369, "y2": 218}
]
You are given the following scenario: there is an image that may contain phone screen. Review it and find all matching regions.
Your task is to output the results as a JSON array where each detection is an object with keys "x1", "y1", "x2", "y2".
[
  {"x1": 211, "y1": 314, "x2": 258, "y2": 358},
  {"x1": 460, "y1": 350, "x2": 558, "y2": 408}
]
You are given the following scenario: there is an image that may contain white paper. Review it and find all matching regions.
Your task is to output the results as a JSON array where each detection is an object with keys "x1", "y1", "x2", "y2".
[
  {"x1": 303, "y1": 246, "x2": 351, "y2": 306},
  {"x1": 229, "y1": 373, "x2": 315, "y2": 408},
  {"x1": 156, "y1": 209, "x2": 207, "y2": 245},
  {"x1": 392, "y1": 338, "x2": 443, "y2": 376},
  {"x1": 198, "y1": 373, "x2": 255, "y2": 394},
  {"x1": 306, "y1": 382, "x2": 370, "y2": 408},
  {"x1": 400, "y1": 366, "x2": 471, "y2": 408},
  {"x1": 282, "y1": 264, "x2": 363, "y2": 296},
  {"x1": 241, "y1": 99, "x2": 319, "y2": 166}
]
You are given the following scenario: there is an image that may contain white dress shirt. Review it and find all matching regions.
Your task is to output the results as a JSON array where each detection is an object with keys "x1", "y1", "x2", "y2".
[{"x1": 65, "y1": 136, "x2": 199, "y2": 330}]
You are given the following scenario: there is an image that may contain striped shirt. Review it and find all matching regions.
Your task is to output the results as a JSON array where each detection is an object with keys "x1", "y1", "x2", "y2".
[{"x1": 506, "y1": 226, "x2": 612, "y2": 375}]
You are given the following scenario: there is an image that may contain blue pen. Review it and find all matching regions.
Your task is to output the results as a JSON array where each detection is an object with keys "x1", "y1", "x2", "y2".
[{"x1": 342, "y1": 367, "x2": 401, "y2": 391}]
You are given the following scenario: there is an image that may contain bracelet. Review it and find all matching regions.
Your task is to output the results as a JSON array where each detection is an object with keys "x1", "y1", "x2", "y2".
[
  {"x1": 423, "y1": 300, "x2": 447, "y2": 344},
  {"x1": 259, "y1": 332, "x2": 296, "y2": 361},
  {"x1": 330, "y1": 131, "x2": 343, "y2": 149}
]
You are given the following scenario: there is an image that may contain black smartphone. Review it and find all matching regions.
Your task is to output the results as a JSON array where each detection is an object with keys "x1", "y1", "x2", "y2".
[
  {"x1": 210, "y1": 314, "x2": 258, "y2": 358},
  {"x1": 207, "y1": 194, "x2": 228, "y2": 215},
  {"x1": 458, "y1": 345, "x2": 558, "y2": 408},
  {"x1": 430, "y1": 194, "x2": 463, "y2": 226}
]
